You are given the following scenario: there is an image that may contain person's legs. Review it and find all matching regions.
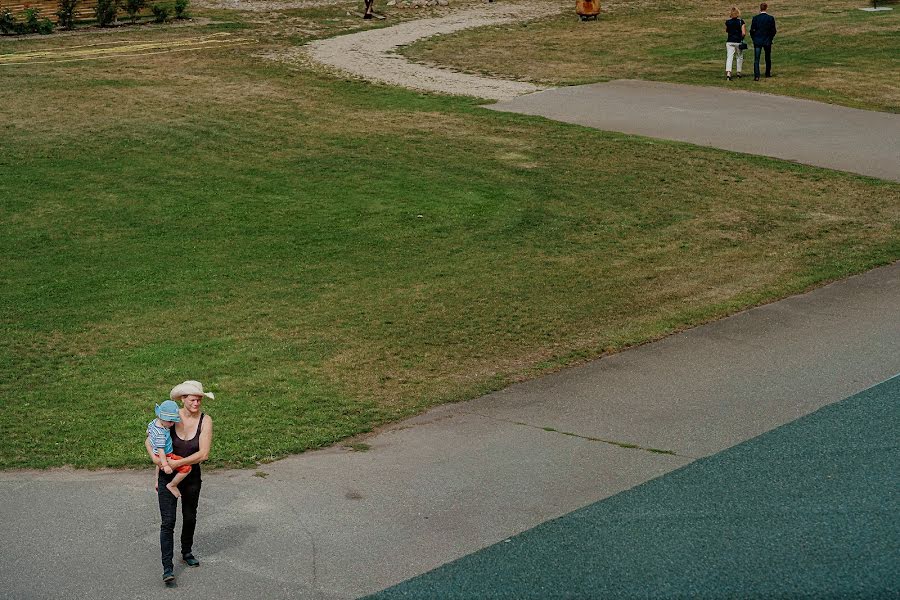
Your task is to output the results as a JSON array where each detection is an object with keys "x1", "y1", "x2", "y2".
[
  {"x1": 158, "y1": 473, "x2": 178, "y2": 575},
  {"x1": 764, "y1": 44, "x2": 772, "y2": 76},
  {"x1": 179, "y1": 477, "x2": 202, "y2": 562},
  {"x1": 736, "y1": 46, "x2": 744, "y2": 75},
  {"x1": 753, "y1": 45, "x2": 763, "y2": 79},
  {"x1": 725, "y1": 43, "x2": 735, "y2": 77}
]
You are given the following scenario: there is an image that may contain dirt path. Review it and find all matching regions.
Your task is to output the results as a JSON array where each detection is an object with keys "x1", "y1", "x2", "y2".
[
  {"x1": 304, "y1": 0, "x2": 566, "y2": 101},
  {"x1": 194, "y1": 0, "x2": 346, "y2": 11}
]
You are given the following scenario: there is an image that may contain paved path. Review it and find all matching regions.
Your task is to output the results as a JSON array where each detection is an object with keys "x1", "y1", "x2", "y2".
[
  {"x1": 302, "y1": 4, "x2": 900, "y2": 182},
  {"x1": 371, "y1": 376, "x2": 900, "y2": 599},
  {"x1": 2, "y1": 262, "x2": 898, "y2": 599},
  {"x1": 489, "y1": 80, "x2": 900, "y2": 182}
]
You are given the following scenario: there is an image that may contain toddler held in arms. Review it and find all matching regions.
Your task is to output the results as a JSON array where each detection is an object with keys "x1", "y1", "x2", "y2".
[{"x1": 147, "y1": 400, "x2": 192, "y2": 498}]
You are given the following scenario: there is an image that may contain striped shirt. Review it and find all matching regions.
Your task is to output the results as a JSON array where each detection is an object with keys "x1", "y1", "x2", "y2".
[{"x1": 147, "y1": 420, "x2": 173, "y2": 455}]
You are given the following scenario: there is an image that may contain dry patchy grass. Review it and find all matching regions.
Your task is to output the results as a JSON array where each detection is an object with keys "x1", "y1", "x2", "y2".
[
  {"x1": 1, "y1": 7, "x2": 898, "y2": 468},
  {"x1": 401, "y1": 0, "x2": 900, "y2": 112}
]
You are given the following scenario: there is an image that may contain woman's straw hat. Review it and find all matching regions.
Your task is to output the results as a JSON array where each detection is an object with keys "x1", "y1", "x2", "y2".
[{"x1": 170, "y1": 380, "x2": 215, "y2": 401}]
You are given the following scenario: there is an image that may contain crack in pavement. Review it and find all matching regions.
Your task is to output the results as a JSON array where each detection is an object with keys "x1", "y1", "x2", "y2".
[{"x1": 460, "y1": 410, "x2": 693, "y2": 459}]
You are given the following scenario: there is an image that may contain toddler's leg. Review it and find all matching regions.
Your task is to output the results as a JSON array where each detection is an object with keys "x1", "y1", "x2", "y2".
[
  {"x1": 154, "y1": 465, "x2": 160, "y2": 491},
  {"x1": 166, "y1": 470, "x2": 188, "y2": 499}
]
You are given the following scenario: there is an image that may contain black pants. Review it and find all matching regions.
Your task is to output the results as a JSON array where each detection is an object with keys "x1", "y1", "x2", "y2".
[
  {"x1": 158, "y1": 471, "x2": 202, "y2": 572},
  {"x1": 754, "y1": 44, "x2": 772, "y2": 78}
]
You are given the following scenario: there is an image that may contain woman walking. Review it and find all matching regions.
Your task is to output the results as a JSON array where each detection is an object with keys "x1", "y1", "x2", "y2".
[
  {"x1": 147, "y1": 380, "x2": 215, "y2": 585},
  {"x1": 724, "y1": 7, "x2": 747, "y2": 81}
]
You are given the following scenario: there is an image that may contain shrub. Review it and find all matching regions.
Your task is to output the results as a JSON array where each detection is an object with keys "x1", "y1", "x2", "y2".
[
  {"x1": 124, "y1": 0, "x2": 145, "y2": 23},
  {"x1": 23, "y1": 8, "x2": 54, "y2": 34},
  {"x1": 56, "y1": 0, "x2": 78, "y2": 30},
  {"x1": 0, "y1": 6, "x2": 52, "y2": 35},
  {"x1": 0, "y1": 8, "x2": 22, "y2": 35},
  {"x1": 23, "y1": 7, "x2": 40, "y2": 32},
  {"x1": 38, "y1": 16, "x2": 54, "y2": 33},
  {"x1": 174, "y1": 0, "x2": 188, "y2": 19},
  {"x1": 95, "y1": 0, "x2": 119, "y2": 26},
  {"x1": 150, "y1": 2, "x2": 169, "y2": 22}
]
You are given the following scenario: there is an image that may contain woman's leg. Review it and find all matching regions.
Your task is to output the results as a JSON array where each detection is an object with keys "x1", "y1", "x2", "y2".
[
  {"x1": 725, "y1": 43, "x2": 735, "y2": 75},
  {"x1": 179, "y1": 477, "x2": 202, "y2": 559},
  {"x1": 157, "y1": 472, "x2": 178, "y2": 574},
  {"x1": 736, "y1": 47, "x2": 744, "y2": 74}
]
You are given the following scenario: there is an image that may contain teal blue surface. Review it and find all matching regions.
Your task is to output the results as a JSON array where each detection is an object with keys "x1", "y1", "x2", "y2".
[{"x1": 369, "y1": 376, "x2": 900, "y2": 599}]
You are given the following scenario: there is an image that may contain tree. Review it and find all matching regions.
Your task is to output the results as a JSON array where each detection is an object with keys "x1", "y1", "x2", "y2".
[
  {"x1": 95, "y1": 0, "x2": 119, "y2": 26},
  {"x1": 124, "y1": 0, "x2": 145, "y2": 23},
  {"x1": 56, "y1": 0, "x2": 78, "y2": 30}
]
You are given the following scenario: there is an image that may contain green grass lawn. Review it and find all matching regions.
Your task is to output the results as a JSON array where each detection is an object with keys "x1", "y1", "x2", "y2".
[
  {"x1": 401, "y1": 0, "x2": 900, "y2": 113},
  {"x1": 1, "y1": 8, "x2": 898, "y2": 470}
]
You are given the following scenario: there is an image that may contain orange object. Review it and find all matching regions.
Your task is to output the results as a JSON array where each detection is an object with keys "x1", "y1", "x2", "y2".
[
  {"x1": 576, "y1": 0, "x2": 600, "y2": 19},
  {"x1": 166, "y1": 453, "x2": 192, "y2": 474}
]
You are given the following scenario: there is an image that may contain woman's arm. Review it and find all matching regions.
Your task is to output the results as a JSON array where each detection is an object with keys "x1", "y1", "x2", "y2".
[
  {"x1": 169, "y1": 416, "x2": 213, "y2": 468},
  {"x1": 742, "y1": 23, "x2": 747, "y2": 38}
]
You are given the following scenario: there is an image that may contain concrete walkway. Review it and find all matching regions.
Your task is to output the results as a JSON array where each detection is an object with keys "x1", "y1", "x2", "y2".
[
  {"x1": 301, "y1": 3, "x2": 900, "y2": 182},
  {"x1": 489, "y1": 79, "x2": 900, "y2": 182},
  {"x1": 1, "y1": 262, "x2": 898, "y2": 599}
]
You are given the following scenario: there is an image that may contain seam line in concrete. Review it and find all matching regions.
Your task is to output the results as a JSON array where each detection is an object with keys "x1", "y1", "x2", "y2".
[{"x1": 459, "y1": 411, "x2": 692, "y2": 459}]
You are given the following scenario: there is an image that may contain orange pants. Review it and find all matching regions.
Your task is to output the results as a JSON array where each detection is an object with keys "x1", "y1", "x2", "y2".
[{"x1": 166, "y1": 453, "x2": 192, "y2": 474}]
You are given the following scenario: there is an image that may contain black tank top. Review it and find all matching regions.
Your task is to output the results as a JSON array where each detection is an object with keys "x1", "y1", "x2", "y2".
[{"x1": 172, "y1": 413, "x2": 204, "y2": 481}]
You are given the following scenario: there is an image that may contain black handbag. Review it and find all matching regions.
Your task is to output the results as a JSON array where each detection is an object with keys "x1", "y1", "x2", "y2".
[{"x1": 738, "y1": 41, "x2": 748, "y2": 50}]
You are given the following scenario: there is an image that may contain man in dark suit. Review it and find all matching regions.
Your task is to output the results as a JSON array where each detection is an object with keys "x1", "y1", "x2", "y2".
[{"x1": 750, "y1": 2, "x2": 777, "y2": 81}]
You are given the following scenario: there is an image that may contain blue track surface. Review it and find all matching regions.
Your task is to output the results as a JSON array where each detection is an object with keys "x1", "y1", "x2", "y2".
[{"x1": 369, "y1": 376, "x2": 900, "y2": 599}]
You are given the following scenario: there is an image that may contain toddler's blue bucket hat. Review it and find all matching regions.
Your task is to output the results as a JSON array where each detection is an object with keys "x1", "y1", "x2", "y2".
[{"x1": 155, "y1": 400, "x2": 182, "y2": 422}]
